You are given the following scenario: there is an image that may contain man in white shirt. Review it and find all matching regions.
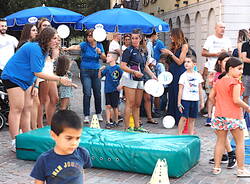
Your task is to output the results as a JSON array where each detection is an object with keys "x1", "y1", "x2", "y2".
[
  {"x1": 201, "y1": 22, "x2": 232, "y2": 126},
  {"x1": 0, "y1": 18, "x2": 18, "y2": 74},
  {"x1": 109, "y1": 33, "x2": 122, "y2": 63}
]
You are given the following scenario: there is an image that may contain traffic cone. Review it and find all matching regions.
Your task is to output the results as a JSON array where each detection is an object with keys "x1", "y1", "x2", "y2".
[
  {"x1": 182, "y1": 119, "x2": 189, "y2": 134},
  {"x1": 148, "y1": 159, "x2": 170, "y2": 184},
  {"x1": 90, "y1": 114, "x2": 100, "y2": 129},
  {"x1": 129, "y1": 114, "x2": 134, "y2": 128}
]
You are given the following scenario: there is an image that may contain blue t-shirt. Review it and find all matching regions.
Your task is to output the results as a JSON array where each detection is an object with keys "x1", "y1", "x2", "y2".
[
  {"x1": 101, "y1": 65, "x2": 123, "y2": 93},
  {"x1": 121, "y1": 46, "x2": 146, "y2": 81},
  {"x1": 1, "y1": 42, "x2": 46, "y2": 90},
  {"x1": 153, "y1": 39, "x2": 166, "y2": 62},
  {"x1": 80, "y1": 41, "x2": 104, "y2": 70},
  {"x1": 30, "y1": 147, "x2": 92, "y2": 184}
]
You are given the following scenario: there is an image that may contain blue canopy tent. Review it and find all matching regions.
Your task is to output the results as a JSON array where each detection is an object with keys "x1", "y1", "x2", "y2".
[
  {"x1": 76, "y1": 8, "x2": 169, "y2": 33},
  {"x1": 5, "y1": 5, "x2": 84, "y2": 30}
]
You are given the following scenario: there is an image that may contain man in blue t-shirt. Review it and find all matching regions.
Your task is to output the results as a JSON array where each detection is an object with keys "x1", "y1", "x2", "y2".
[
  {"x1": 99, "y1": 51, "x2": 123, "y2": 129},
  {"x1": 30, "y1": 110, "x2": 92, "y2": 184}
]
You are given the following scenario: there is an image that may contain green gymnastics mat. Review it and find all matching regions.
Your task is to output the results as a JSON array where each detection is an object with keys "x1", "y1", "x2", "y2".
[{"x1": 16, "y1": 126, "x2": 200, "y2": 178}]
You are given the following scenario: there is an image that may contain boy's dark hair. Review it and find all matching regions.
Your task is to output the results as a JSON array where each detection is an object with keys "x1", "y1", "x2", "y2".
[
  {"x1": 146, "y1": 30, "x2": 157, "y2": 38},
  {"x1": 51, "y1": 110, "x2": 82, "y2": 136},
  {"x1": 218, "y1": 57, "x2": 243, "y2": 79},
  {"x1": 56, "y1": 55, "x2": 71, "y2": 76},
  {"x1": 186, "y1": 54, "x2": 197, "y2": 63},
  {"x1": 108, "y1": 51, "x2": 120, "y2": 57},
  {"x1": 0, "y1": 18, "x2": 7, "y2": 22},
  {"x1": 214, "y1": 52, "x2": 230, "y2": 72}
]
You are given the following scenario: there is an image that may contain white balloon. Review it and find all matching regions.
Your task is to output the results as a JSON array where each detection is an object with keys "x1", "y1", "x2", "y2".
[
  {"x1": 144, "y1": 79, "x2": 164, "y2": 97},
  {"x1": 57, "y1": 25, "x2": 70, "y2": 39},
  {"x1": 152, "y1": 82, "x2": 164, "y2": 97},
  {"x1": 144, "y1": 79, "x2": 157, "y2": 95},
  {"x1": 158, "y1": 72, "x2": 173, "y2": 85},
  {"x1": 162, "y1": 116, "x2": 175, "y2": 129},
  {"x1": 93, "y1": 24, "x2": 106, "y2": 42}
]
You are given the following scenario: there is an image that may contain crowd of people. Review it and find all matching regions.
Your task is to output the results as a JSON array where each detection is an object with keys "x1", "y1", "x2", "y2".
[{"x1": 1, "y1": 16, "x2": 250, "y2": 180}]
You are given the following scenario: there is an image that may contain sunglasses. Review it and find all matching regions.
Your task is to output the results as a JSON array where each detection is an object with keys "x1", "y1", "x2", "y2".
[{"x1": 131, "y1": 37, "x2": 139, "y2": 40}]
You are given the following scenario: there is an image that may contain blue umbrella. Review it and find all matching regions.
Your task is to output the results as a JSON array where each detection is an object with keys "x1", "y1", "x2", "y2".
[
  {"x1": 5, "y1": 5, "x2": 84, "y2": 30},
  {"x1": 77, "y1": 8, "x2": 169, "y2": 33}
]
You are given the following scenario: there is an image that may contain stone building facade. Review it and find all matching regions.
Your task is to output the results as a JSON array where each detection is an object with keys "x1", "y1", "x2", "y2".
[{"x1": 141, "y1": 0, "x2": 250, "y2": 70}]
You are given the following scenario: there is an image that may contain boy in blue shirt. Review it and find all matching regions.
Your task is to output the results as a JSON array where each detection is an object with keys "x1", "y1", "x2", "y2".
[
  {"x1": 99, "y1": 51, "x2": 123, "y2": 129},
  {"x1": 30, "y1": 110, "x2": 92, "y2": 184}
]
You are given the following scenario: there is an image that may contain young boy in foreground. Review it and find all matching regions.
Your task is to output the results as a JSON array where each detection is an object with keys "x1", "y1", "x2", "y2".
[{"x1": 30, "y1": 110, "x2": 92, "y2": 184}]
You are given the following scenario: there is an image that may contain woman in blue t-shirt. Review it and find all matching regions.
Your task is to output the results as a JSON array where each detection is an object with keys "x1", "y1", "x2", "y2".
[
  {"x1": 65, "y1": 29, "x2": 106, "y2": 123},
  {"x1": 1, "y1": 27, "x2": 72, "y2": 152}
]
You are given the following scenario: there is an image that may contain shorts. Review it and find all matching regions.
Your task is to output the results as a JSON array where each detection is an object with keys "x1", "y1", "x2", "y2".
[
  {"x1": 211, "y1": 117, "x2": 244, "y2": 130},
  {"x1": 181, "y1": 100, "x2": 198, "y2": 118},
  {"x1": 105, "y1": 91, "x2": 119, "y2": 108},
  {"x1": 242, "y1": 75, "x2": 250, "y2": 96},
  {"x1": 123, "y1": 78, "x2": 144, "y2": 90},
  {"x1": 2, "y1": 79, "x2": 19, "y2": 89}
]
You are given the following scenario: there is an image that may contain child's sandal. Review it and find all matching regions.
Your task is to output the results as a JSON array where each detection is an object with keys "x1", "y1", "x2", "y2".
[{"x1": 212, "y1": 167, "x2": 221, "y2": 175}]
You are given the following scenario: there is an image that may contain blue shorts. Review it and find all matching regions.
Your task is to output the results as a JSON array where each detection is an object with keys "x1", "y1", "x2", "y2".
[{"x1": 181, "y1": 100, "x2": 198, "y2": 118}]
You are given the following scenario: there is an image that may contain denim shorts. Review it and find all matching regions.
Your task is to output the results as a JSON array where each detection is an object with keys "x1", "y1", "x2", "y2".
[{"x1": 181, "y1": 100, "x2": 198, "y2": 118}]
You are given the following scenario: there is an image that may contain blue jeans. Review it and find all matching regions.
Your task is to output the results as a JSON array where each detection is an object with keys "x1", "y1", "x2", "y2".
[{"x1": 80, "y1": 69, "x2": 102, "y2": 116}]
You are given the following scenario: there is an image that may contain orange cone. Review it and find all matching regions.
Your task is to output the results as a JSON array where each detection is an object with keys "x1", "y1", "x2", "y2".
[{"x1": 182, "y1": 119, "x2": 189, "y2": 134}]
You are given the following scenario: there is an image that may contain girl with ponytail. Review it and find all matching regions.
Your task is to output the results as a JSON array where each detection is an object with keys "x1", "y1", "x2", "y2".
[{"x1": 209, "y1": 57, "x2": 250, "y2": 177}]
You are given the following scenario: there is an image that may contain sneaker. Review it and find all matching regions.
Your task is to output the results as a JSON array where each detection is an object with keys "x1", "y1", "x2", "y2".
[
  {"x1": 97, "y1": 114, "x2": 103, "y2": 122},
  {"x1": 237, "y1": 168, "x2": 250, "y2": 177},
  {"x1": 227, "y1": 151, "x2": 236, "y2": 169},
  {"x1": 118, "y1": 115, "x2": 123, "y2": 123},
  {"x1": 205, "y1": 117, "x2": 212, "y2": 126},
  {"x1": 209, "y1": 154, "x2": 228, "y2": 164},
  {"x1": 105, "y1": 122, "x2": 115, "y2": 129},
  {"x1": 113, "y1": 121, "x2": 119, "y2": 127},
  {"x1": 134, "y1": 126, "x2": 149, "y2": 133},
  {"x1": 125, "y1": 127, "x2": 135, "y2": 132},
  {"x1": 10, "y1": 139, "x2": 16, "y2": 153},
  {"x1": 83, "y1": 116, "x2": 90, "y2": 124}
]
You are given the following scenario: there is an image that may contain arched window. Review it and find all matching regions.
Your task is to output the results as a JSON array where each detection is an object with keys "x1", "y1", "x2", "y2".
[
  {"x1": 207, "y1": 8, "x2": 216, "y2": 36},
  {"x1": 169, "y1": 18, "x2": 173, "y2": 31},
  {"x1": 184, "y1": 14, "x2": 191, "y2": 41},
  {"x1": 195, "y1": 12, "x2": 202, "y2": 69},
  {"x1": 176, "y1": 16, "x2": 181, "y2": 28}
]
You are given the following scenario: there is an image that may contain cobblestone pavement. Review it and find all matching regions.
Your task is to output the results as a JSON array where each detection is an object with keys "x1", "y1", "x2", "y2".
[{"x1": 0, "y1": 63, "x2": 249, "y2": 184}]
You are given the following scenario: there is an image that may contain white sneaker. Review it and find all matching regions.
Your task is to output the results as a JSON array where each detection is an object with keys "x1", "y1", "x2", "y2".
[
  {"x1": 11, "y1": 139, "x2": 16, "y2": 152},
  {"x1": 83, "y1": 116, "x2": 90, "y2": 124},
  {"x1": 237, "y1": 168, "x2": 250, "y2": 178},
  {"x1": 97, "y1": 114, "x2": 103, "y2": 122}
]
